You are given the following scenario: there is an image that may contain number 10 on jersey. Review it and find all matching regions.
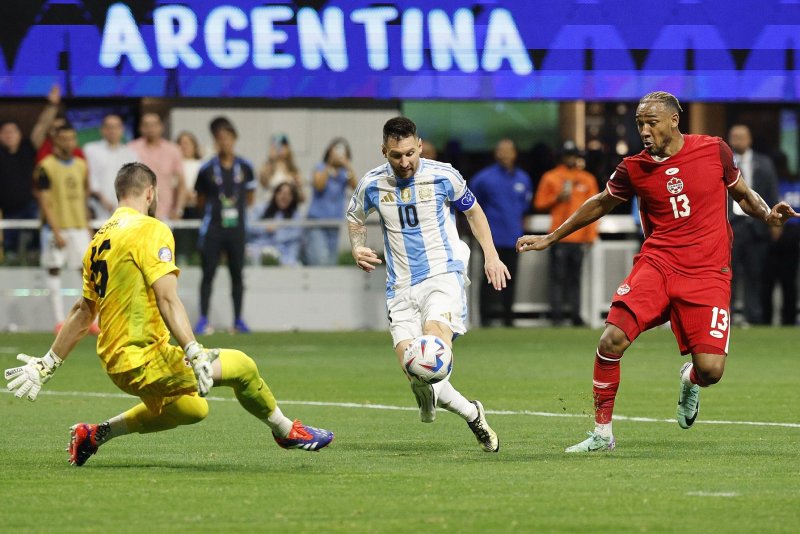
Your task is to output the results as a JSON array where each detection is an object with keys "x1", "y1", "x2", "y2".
[{"x1": 398, "y1": 205, "x2": 419, "y2": 229}]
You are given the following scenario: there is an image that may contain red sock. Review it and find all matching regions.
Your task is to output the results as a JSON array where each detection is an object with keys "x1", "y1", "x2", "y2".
[{"x1": 593, "y1": 350, "x2": 622, "y2": 424}]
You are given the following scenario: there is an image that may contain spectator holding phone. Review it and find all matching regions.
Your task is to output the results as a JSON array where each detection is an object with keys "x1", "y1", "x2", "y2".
[
  {"x1": 257, "y1": 134, "x2": 304, "y2": 207},
  {"x1": 304, "y1": 138, "x2": 357, "y2": 265}
]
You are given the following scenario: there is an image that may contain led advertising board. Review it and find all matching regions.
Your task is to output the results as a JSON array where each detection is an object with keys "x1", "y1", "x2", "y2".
[{"x1": 2, "y1": 1, "x2": 799, "y2": 100}]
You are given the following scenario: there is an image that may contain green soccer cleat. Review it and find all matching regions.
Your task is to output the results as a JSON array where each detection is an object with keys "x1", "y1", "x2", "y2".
[
  {"x1": 677, "y1": 362, "x2": 700, "y2": 429},
  {"x1": 565, "y1": 431, "x2": 615, "y2": 453}
]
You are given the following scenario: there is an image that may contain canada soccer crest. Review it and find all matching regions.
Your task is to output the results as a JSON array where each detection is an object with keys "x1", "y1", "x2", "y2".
[
  {"x1": 666, "y1": 176, "x2": 684, "y2": 195},
  {"x1": 616, "y1": 283, "x2": 631, "y2": 296}
]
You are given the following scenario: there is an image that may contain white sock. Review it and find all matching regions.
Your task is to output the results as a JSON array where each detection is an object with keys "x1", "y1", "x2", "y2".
[
  {"x1": 46, "y1": 274, "x2": 64, "y2": 323},
  {"x1": 594, "y1": 422, "x2": 613, "y2": 438},
  {"x1": 681, "y1": 363, "x2": 694, "y2": 386},
  {"x1": 433, "y1": 379, "x2": 478, "y2": 422},
  {"x1": 266, "y1": 406, "x2": 294, "y2": 437}
]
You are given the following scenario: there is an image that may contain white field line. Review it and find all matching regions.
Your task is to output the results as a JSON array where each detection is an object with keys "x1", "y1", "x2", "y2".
[
  {"x1": 686, "y1": 492, "x2": 739, "y2": 497},
  {"x1": 3, "y1": 389, "x2": 800, "y2": 429}
]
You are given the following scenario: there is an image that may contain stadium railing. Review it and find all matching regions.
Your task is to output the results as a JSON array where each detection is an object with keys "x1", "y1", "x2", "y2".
[{"x1": 2, "y1": 217, "x2": 789, "y2": 330}]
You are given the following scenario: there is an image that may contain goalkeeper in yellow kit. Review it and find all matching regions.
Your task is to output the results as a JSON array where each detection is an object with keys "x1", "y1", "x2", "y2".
[{"x1": 4, "y1": 162, "x2": 333, "y2": 466}]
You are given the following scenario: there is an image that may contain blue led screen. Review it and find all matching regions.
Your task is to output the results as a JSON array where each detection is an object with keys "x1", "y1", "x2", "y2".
[{"x1": 2, "y1": 0, "x2": 800, "y2": 100}]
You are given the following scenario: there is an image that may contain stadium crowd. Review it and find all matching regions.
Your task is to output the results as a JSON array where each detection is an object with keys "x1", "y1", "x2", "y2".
[{"x1": 1, "y1": 87, "x2": 799, "y2": 331}]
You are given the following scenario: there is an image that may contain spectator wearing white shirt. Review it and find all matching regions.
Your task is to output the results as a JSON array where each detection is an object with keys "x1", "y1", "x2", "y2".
[
  {"x1": 176, "y1": 131, "x2": 204, "y2": 219},
  {"x1": 83, "y1": 114, "x2": 137, "y2": 220}
]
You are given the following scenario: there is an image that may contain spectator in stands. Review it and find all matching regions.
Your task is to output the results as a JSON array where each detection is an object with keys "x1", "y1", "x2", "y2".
[
  {"x1": 174, "y1": 131, "x2": 204, "y2": 264},
  {"x1": 35, "y1": 123, "x2": 96, "y2": 333},
  {"x1": 248, "y1": 182, "x2": 303, "y2": 267},
  {"x1": 128, "y1": 113, "x2": 186, "y2": 221},
  {"x1": 728, "y1": 124, "x2": 779, "y2": 325},
  {"x1": 470, "y1": 139, "x2": 532, "y2": 327},
  {"x1": 305, "y1": 137, "x2": 357, "y2": 265},
  {"x1": 0, "y1": 121, "x2": 39, "y2": 262},
  {"x1": 762, "y1": 151, "x2": 800, "y2": 326},
  {"x1": 0, "y1": 86, "x2": 77, "y2": 262},
  {"x1": 176, "y1": 131, "x2": 204, "y2": 219},
  {"x1": 83, "y1": 113, "x2": 137, "y2": 220},
  {"x1": 194, "y1": 117, "x2": 255, "y2": 335},
  {"x1": 34, "y1": 85, "x2": 85, "y2": 164},
  {"x1": 257, "y1": 134, "x2": 304, "y2": 207},
  {"x1": 534, "y1": 140, "x2": 599, "y2": 326}
]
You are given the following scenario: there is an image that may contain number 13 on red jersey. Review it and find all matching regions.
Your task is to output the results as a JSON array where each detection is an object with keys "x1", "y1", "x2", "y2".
[{"x1": 669, "y1": 194, "x2": 691, "y2": 218}]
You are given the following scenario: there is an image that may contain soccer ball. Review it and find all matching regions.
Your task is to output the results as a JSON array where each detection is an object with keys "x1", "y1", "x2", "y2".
[{"x1": 403, "y1": 335, "x2": 453, "y2": 384}]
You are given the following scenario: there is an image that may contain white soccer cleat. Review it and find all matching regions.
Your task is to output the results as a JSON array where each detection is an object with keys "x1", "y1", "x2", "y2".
[
  {"x1": 410, "y1": 378, "x2": 437, "y2": 423},
  {"x1": 565, "y1": 431, "x2": 615, "y2": 453},
  {"x1": 677, "y1": 362, "x2": 700, "y2": 429}
]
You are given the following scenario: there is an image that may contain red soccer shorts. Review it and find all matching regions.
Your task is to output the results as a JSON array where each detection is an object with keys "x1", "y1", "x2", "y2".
[{"x1": 606, "y1": 258, "x2": 730, "y2": 356}]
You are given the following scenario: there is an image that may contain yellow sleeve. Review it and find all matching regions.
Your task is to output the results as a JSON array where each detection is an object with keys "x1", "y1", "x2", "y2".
[
  {"x1": 134, "y1": 221, "x2": 180, "y2": 287},
  {"x1": 82, "y1": 243, "x2": 98, "y2": 302}
]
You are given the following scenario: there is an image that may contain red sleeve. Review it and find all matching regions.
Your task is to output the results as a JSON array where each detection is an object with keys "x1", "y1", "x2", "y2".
[
  {"x1": 35, "y1": 137, "x2": 53, "y2": 163},
  {"x1": 606, "y1": 160, "x2": 632, "y2": 200},
  {"x1": 719, "y1": 139, "x2": 740, "y2": 188}
]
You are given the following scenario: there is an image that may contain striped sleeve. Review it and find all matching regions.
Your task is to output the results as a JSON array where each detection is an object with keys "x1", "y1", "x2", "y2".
[
  {"x1": 346, "y1": 176, "x2": 370, "y2": 225},
  {"x1": 444, "y1": 167, "x2": 476, "y2": 211}
]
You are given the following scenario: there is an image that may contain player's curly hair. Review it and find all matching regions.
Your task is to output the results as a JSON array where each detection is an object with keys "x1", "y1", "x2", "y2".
[
  {"x1": 383, "y1": 117, "x2": 417, "y2": 144},
  {"x1": 115, "y1": 162, "x2": 157, "y2": 201},
  {"x1": 640, "y1": 91, "x2": 683, "y2": 113}
]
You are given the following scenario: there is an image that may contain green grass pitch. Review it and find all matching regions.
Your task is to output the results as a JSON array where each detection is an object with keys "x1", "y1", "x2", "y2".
[{"x1": 1, "y1": 327, "x2": 799, "y2": 533}]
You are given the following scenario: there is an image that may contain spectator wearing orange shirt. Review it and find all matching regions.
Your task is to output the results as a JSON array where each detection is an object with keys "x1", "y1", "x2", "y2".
[{"x1": 534, "y1": 141, "x2": 599, "y2": 326}]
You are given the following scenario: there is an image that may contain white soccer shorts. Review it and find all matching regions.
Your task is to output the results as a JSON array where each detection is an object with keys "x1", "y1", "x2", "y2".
[
  {"x1": 387, "y1": 271, "x2": 470, "y2": 347},
  {"x1": 40, "y1": 226, "x2": 91, "y2": 270}
]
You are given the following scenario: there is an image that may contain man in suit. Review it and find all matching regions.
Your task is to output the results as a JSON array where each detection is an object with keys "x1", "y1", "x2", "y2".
[{"x1": 727, "y1": 124, "x2": 779, "y2": 325}]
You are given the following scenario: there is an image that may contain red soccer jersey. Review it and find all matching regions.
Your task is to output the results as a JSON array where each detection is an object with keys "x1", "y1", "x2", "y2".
[{"x1": 607, "y1": 134, "x2": 740, "y2": 279}]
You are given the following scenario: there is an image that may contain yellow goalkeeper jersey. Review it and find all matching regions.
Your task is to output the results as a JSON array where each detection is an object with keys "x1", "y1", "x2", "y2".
[{"x1": 82, "y1": 207, "x2": 180, "y2": 374}]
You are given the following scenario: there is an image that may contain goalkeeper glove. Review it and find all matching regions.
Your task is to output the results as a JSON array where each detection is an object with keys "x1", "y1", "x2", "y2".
[
  {"x1": 4, "y1": 350, "x2": 63, "y2": 401},
  {"x1": 184, "y1": 341, "x2": 219, "y2": 397}
]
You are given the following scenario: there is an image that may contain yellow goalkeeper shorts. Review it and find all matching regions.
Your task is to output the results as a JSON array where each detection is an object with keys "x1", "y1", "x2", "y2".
[{"x1": 107, "y1": 344, "x2": 198, "y2": 414}]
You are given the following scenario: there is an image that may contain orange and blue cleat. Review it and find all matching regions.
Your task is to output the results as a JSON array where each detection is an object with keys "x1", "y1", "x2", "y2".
[
  {"x1": 273, "y1": 420, "x2": 333, "y2": 451},
  {"x1": 68, "y1": 423, "x2": 100, "y2": 466}
]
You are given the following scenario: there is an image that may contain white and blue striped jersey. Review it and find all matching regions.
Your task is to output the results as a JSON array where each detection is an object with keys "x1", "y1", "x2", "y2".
[{"x1": 347, "y1": 158, "x2": 476, "y2": 297}]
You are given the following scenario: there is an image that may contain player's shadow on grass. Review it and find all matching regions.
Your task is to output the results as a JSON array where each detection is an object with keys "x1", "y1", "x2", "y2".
[
  {"x1": 87, "y1": 461, "x2": 330, "y2": 473},
  {"x1": 340, "y1": 440, "x2": 464, "y2": 453}
]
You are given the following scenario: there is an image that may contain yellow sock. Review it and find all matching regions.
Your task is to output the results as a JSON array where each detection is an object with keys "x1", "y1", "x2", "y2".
[
  {"x1": 123, "y1": 394, "x2": 209, "y2": 434},
  {"x1": 219, "y1": 349, "x2": 278, "y2": 421}
]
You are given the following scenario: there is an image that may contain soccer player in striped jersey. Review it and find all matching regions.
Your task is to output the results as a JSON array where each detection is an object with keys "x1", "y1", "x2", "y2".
[
  {"x1": 347, "y1": 117, "x2": 510, "y2": 453},
  {"x1": 5, "y1": 162, "x2": 333, "y2": 465}
]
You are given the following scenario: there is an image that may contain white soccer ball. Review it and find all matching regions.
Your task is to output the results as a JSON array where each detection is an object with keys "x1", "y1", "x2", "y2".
[{"x1": 403, "y1": 335, "x2": 453, "y2": 384}]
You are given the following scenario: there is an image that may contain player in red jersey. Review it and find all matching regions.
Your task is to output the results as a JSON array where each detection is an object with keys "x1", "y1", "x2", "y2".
[{"x1": 517, "y1": 91, "x2": 799, "y2": 452}]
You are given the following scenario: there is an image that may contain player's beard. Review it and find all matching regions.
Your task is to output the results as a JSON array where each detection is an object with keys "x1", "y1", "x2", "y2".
[
  {"x1": 647, "y1": 133, "x2": 672, "y2": 157},
  {"x1": 147, "y1": 198, "x2": 157, "y2": 217},
  {"x1": 391, "y1": 161, "x2": 416, "y2": 179}
]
